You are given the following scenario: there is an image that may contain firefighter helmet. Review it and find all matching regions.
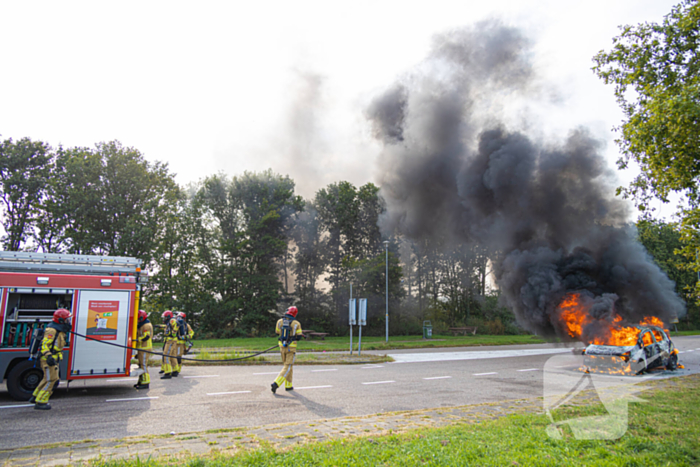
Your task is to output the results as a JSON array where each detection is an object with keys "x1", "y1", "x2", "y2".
[
  {"x1": 138, "y1": 310, "x2": 148, "y2": 322},
  {"x1": 162, "y1": 310, "x2": 173, "y2": 321},
  {"x1": 286, "y1": 306, "x2": 298, "y2": 318},
  {"x1": 53, "y1": 308, "x2": 72, "y2": 324},
  {"x1": 177, "y1": 312, "x2": 186, "y2": 320}
]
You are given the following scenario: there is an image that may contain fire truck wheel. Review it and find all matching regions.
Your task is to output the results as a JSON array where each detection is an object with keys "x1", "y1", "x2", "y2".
[{"x1": 7, "y1": 360, "x2": 43, "y2": 401}]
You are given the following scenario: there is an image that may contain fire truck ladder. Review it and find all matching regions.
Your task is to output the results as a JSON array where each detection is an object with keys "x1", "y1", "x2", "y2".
[{"x1": 0, "y1": 251, "x2": 146, "y2": 277}]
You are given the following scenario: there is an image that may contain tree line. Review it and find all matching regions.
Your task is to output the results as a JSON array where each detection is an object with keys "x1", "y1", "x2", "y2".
[{"x1": 0, "y1": 137, "x2": 526, "y2": 336}]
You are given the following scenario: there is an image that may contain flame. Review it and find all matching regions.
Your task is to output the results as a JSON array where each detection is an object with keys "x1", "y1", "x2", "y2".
[{"x1": 556, "y1": 292, "x2": 669, "y2": 346}]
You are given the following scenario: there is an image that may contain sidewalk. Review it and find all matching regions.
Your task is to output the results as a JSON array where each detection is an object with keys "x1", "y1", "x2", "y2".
[{"x1": 0, "y1": 376, "x2": 683, "y2": 466}]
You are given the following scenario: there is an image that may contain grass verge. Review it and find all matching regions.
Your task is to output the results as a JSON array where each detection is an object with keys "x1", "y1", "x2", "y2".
[
  {"x1": 176, "y1": 334, "x2": 547, "y2": 352},
  {"x1": 93, "y1": 375, "x2": 700, "y2": 466}
]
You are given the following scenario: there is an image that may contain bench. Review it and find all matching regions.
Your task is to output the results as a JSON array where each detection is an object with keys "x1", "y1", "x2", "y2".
[
  {"x1": 449, "y1": 326, "x2": 478, "y2": 336},
  {"x1": 302, "y1": 330, "x2": 329, "y2": 340}
]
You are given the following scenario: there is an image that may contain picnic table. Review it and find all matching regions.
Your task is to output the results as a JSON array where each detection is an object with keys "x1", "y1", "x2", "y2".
[
  {"x1": 302, "y1": 329, "x2": 329, "y2": 340},
  {"x1": 448, "y1": 326, "x2": 478, "y2": 336}
]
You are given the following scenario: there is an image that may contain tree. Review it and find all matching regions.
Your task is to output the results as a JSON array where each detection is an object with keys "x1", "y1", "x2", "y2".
[
  {"x1": 40, "y1": 141, "x2": 179, "y2": 261},
  {"x1": 0, "y1": 137, "x2": 53, "y2": 250},
  {"x1": 593, "y1": 1, "x2": 700, "y2": 212}
]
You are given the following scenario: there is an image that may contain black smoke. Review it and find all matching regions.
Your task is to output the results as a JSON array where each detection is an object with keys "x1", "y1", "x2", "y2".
[{"x1": 368, "y1": 20, "x2": 685, "y2": 339}]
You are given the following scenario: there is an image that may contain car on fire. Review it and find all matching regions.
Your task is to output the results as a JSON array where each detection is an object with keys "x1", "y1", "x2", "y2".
[{"x1": 583, "y1": 325, "x2": 679, "y2": 375}]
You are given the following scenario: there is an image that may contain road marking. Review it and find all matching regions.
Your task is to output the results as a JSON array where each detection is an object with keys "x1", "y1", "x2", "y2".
[
  {"x1": 517, "y1": 368, "x2": 539, "y2": 372},
  {"x1": 423, "y1": 376, "x2": 452, "y2": 380},
  {"x1": 295, "y1": 385, "x2": 333, "y2": 390},
  {"x1": 311, "y1": 369, "x2": 338, "y2": 372},
  {"x1": 183, "y1": 375, "x2": 219, "y2": 378},
  {"x1": 362, "y1": 365, "x2": 384, "y2": 369},
  {"x1": 686, "y1": 350, "x2": 695, "y2": 353},
  {"x1": 473, "y1": 372, "x2": 498, "y2": 376},
  {"x1": 207, "y1": 391, "x2": 252, "y2": 396},
  {"x1": 362, "y1": 380, "x2": 395, "y2": 385},
  {"x1": 678, "y1": 351, "x2": 685, "y2": 354},
  {"x1": 388, "y1": 348, "x2": 571, "y2": 363},
  {"x1": 0, "y1": 404, "x2": 34, "y2": 409},
  {"x1": 106, "y1": 397, "x2": 158, "y2": 402},
  {"x1": 253, "y1": 372, "x2": 279, "y2": 375}
]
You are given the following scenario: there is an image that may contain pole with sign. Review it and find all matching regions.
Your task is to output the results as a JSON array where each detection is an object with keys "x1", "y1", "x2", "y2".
[
  {"x1": 358, "y1": 298, "x2": 367, "y2": 355},
  {"x1": 349, "y1": 297, "x2": 356, "y2": 355}
]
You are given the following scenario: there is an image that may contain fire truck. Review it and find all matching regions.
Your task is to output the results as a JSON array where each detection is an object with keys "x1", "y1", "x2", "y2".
[{"x1": 0, "y1": 251, "x2": 146, "y2": 400}]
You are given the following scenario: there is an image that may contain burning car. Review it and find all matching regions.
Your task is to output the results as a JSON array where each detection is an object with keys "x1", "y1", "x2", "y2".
[{"x1": 583, "y1": 324, "x2": 679, "y2": 375}]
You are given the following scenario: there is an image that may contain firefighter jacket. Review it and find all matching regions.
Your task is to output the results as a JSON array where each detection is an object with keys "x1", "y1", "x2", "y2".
[
  {"x1": 137, "y1": 319, "x2": 153, "y2": 349},
  {"x1": 165, "y1": 318, "x2": 179, "y2": 341},
  {"x1": 41, "y1": 326, "x2": 66, "y2": 362},
  {"x1": 276, "y1": 317, "x2": 302, "y2": 350}
]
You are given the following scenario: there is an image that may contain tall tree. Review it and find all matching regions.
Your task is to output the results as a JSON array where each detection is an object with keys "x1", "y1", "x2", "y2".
[
  {"x1": 0, "y1": 137, "x2": 53, "y2": 250},
  {"x1": 40, "y1": 141, "x2": 178, "y2": 261}
]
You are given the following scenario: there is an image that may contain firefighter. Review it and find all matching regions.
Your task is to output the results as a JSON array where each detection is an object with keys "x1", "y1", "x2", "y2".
[
  {"x1": 158, "y1": 310, "x2": 173, "y2": 374},
  {"x1": 271, "y1": 306, "x2": 303, "y2": 394},
  {"x1": 31, "y1": 308, "x2": 71, "y2": 410},
  {"x1": 160, "y1": 310, "x2": 179, "y2": 379},
  {"x1": 134, "y1": 310, "x2": 153, "y2": 389},
  {"x1": 175, "y1": 312, "x2": 194, "y2": 374}
]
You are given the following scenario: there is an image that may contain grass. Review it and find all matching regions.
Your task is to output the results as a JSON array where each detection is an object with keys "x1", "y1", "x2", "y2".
[
  {"x1": 670, "y1": 330, "x2": 700, "y2": 337},
  {"x1": 93, "y1": 374, "x2": 700, "y2": 466},
  {"x1": 167, "y1": 334, "x2": 546, "y2": 352}
]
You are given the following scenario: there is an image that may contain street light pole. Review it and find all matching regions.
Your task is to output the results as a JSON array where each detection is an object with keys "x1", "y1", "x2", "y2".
[{"x1": 384, "y1": 240, "x2": 389, "y2": 343}]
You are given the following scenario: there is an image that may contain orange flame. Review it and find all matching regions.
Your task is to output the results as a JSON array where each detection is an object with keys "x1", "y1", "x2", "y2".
[{"x1": 556, "y1": 292, "x2": 669, "y2": 346}]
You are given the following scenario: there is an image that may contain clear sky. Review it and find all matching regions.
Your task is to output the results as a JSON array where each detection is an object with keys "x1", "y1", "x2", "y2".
[{"x1": 0, "y1": 0, "x2": 679, "y2": 211}]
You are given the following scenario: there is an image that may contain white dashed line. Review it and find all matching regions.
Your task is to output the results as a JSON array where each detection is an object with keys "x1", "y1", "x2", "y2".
[
  {"x1": 423, "y1": 376, "x2": 452, "y2": 380},
  {"x1": 106, "y1": 397, "x2": 158, "y2": 402},
  {"x1": 311, "y1": 369, "x2": 338, "y2": 372},
  {"x1": 362, "y1": 380, "x2": 395, "y2": 385},
  {"x1": 362, "y1": 365, "x2": 384, "y2": 369},
  {"x1": 686, "y1": 350, "x2": 695, "y2": 353},
  {"x1": 207, "y1": 391, "x2": 252, "y2": 396},
  {"x1": 517, "y1": 368, "x2": 539, "y2": 372},
  {"x1": 253, "y1": 372, "x2": 279, "y2": 375},
  {"x1": 0, "y1": 404, "x2": 34, "y2": 409},
  {"x1": 294, "y1": 385, "x2": 333, "y2": 390},
  {"x1": 183, "y1": 375, "x2": 219, "y2": 378},
  {"x1": 473, "y1": 372, "x2": 498, "y2": 376}
]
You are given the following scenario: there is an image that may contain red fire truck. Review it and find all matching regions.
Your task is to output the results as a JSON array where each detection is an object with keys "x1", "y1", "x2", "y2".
[{"x1": 0, "y1": 252, "x2": 146, "y2": 400}]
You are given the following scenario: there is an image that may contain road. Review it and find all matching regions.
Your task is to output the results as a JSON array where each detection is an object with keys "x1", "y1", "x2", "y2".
[{"x1": 1, "y1": 337, "x2": 699, "y2": 450}]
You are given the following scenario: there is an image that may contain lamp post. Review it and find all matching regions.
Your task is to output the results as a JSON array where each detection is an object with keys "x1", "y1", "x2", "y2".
[{"x1": 384, "y1": 240, "x2": 389, "y2": 343}]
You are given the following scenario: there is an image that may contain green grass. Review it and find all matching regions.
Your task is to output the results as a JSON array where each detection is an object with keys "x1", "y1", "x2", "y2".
[
  {"x1": 94, "y1": 375, "x2": 700, "y2": 466},
  {"x1": 670, "y1": 330, "x2": 700, "y2": 337},
  {"x1": 177, "y1": 334, "x2": 546, "y2": 352}
]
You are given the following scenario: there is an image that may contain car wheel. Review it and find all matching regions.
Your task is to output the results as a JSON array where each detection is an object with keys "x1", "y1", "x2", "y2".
[
  {"x1": 7, "y1": 360, "x2": 43, "y2": 401},
  {"x1": 666, "y1": 353, "x2": 678, "y2": 370}
]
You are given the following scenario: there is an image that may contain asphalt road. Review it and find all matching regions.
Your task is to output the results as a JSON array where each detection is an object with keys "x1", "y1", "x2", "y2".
[{"x1": 1, "y1": 337, "x2": 699, "y2": 450}]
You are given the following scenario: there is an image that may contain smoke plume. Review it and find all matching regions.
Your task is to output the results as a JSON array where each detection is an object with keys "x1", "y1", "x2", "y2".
[{"x1": 368, "y1": 20, "x2": 685, "y2": 338}]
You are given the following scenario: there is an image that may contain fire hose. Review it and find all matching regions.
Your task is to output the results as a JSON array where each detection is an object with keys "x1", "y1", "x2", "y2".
[{"x1": 67, "y1": 330, "x2": 278, "y2": 363}]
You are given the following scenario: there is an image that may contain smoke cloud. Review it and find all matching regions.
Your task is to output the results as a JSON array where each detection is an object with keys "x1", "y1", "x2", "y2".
[{"x1": 368, "y1": 20, "x2": 685, "y2": 338}]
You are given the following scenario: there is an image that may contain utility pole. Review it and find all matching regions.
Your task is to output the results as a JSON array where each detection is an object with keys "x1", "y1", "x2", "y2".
[{"x1": 384, "y1": 240, "x2": 389, "y2": 343}]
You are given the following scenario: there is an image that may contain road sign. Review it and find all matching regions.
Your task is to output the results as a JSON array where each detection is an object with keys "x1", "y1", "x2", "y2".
[
  {"x1": 349, "y1": 299, "x2": 357, "y2": 325},
  {"x1": 358, "y1": 299, "x2": 367, "y2": 326}
]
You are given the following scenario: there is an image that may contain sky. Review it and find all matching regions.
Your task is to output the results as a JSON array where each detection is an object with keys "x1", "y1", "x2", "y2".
[{"x1": 0, "y1": 0, "x2": 680, "y2": 214}]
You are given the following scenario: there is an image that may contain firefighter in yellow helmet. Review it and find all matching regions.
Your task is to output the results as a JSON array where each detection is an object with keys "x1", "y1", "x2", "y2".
[
  {"x1": 31, "y1": 308, "x2": 71, "y2": 410},
  {"x1": 134, "y1": 310, "x2": 153, "y2": 389},
  {"x1": 271, "y1": 306, "x2": 303, "y2": 393},
  {"x1": 175, "y1": 312, "x2": 194, "y2": 374},
  {"x1": 160, "y1": 311, "x2": 179, "y2": 379}
]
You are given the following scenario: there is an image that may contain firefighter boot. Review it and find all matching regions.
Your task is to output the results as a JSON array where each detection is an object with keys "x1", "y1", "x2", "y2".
[
  {"x1": 28, "y1": 396, "x2": 36, "y2": 403},
  {"x1": 34, "y1": 403, "x2": 51, "y2": 410},
  {"x1": 271, "y1": 382, "x2": 278, "y2": 394}
]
